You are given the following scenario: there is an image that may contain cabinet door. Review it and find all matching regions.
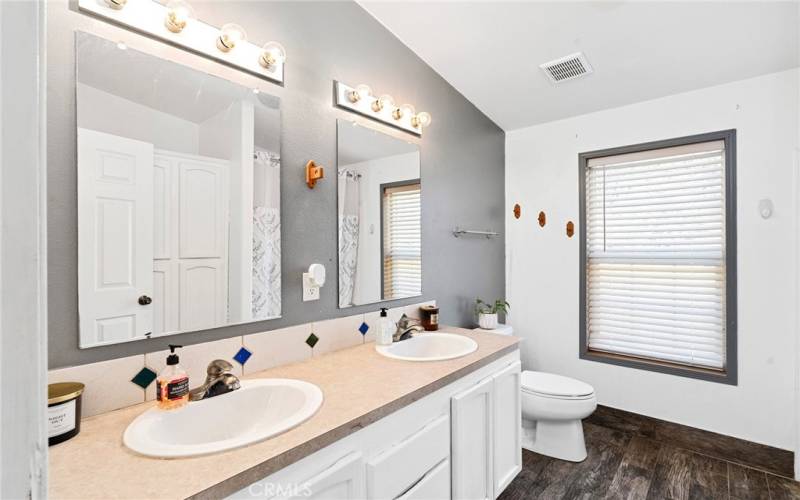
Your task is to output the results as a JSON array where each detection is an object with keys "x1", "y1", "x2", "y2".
[
  {"x1": 492, "y1": 361, "x2": 522, "y2": 498},
  {"x1": 451, "y1": 376, "x2": 494, "y2": 500}
]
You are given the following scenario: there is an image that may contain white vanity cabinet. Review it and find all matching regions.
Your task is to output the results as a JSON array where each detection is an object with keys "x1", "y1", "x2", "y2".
[
  {"x1": 451, "y1": 361, "x2": 522, "y2": 500},
  {"x1": 229, "y1": 352, "x2": 520, "y2": 500}
]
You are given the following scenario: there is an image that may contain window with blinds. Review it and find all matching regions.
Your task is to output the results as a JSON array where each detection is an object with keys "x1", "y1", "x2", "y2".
[
  {"x1": 581, "y1": 132, "x2": 736, "y2": 381},
  {"x1": 383, "y1": 182, "x2": 421, "y2": 299}
]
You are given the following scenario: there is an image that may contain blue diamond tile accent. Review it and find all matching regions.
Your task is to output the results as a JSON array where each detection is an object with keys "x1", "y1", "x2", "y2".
[
  {"x1": 233, "y1": 347, "x2": 252, "y2": 366},
  {"x1": 358, "y1": 322, "x2": 369, "y2": 336},
  {"x1": 131, "y1": 367, "x2": 157, "y2": 389}
]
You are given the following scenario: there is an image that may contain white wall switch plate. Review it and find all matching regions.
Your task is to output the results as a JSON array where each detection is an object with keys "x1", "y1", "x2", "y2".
[{"x1": 303, "y1": 273, "x2": 320, "y2": 301}]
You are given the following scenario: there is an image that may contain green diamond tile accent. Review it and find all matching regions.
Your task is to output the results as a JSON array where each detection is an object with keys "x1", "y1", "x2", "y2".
[
  {"x1": 131, "y1": 367, "x2": 157, "y2": 389},
  {"x1": 305, "y1": 332, "x2": 319, "y2": 349}
]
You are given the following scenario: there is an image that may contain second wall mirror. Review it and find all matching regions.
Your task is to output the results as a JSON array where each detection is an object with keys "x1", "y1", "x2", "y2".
[
  {"x1": 76, "y1": 32, "x2": 282, "y2": 348},
  {"x1": 337, "y1": 120, "x2": 421, "y2": 308}
]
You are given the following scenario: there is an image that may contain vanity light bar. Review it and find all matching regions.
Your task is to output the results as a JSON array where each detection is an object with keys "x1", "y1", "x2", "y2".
[
  {"x1": 334, "y1": 81, "x2": 431, "y2": 136},
  {"x1": 78, "y1": 0, "x2": 285, "y2": 84}
]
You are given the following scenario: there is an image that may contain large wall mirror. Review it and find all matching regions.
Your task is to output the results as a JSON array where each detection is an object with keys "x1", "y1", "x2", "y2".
[
  {"x1": 76, "y1": 32, "x2": 281, "y2": 348},
  {"x1": 337, "y1": 120, "x2": 421, "y2": 308}
]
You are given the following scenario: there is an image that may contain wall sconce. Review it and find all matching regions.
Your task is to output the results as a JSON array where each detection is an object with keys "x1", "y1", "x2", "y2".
[
  {"x1": 79, "y1": 0, "x2": 286, "y2": 84},
  {"x1": 217, "y1": 23, "x2": 247, "y2": 52},
  {"x1": 334, "y1": 81, "x2": 432, "y2": 136},
  {"x1": 306, "y1": 160, "x2": 324, "y2": 189},
  {"x1": 164, "y1": 0, "x2": 194, "y2": 33},
  {"x1": 259, "y1": 41, "x2": 286, "y2": 69}
]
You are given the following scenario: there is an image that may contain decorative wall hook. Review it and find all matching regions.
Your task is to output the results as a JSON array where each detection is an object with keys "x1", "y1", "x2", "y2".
[
  {"x1": 538, "y1": 211, "x2": 546, "y2": 227},
  {"x1": 566, "y1": 221, "x2": 574, "y2": 237},
  {"x1": 306, "y1": 160, "x2": 324, "y2": 189},
  {"x1": 513, "y1": 203, "x2": 521, "y2": 219}
]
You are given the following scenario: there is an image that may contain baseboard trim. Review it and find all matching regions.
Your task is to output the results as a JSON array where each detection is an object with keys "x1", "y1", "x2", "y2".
[{"x1": 587, "y1": 405, "x2": 794, "y2": 479}]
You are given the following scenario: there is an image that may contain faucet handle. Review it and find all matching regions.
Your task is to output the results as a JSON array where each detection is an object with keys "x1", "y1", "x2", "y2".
[{"x1": 206, "y1": 359, "x2": 233, "y2": 377}]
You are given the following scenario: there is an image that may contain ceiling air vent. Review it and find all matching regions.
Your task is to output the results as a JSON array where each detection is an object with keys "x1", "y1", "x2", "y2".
[{"x1": 540, "y1": 52, "x2": 593, "y2": 84}]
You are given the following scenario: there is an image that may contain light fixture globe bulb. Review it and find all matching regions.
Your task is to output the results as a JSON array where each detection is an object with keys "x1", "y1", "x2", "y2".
[
  {"x1": 355, "y1": 84, "x2": 372, "y2": 100},
  {"x1": 164, "y1": 0, "x2": 195, "y2": 33},
  {"x1": 395, "y1": 103, "x2": 414, "y2": 120},
  {"x1": 217, "y1": 23, "x2": 247, "y2": 52},
  {"x1": 415, "y1": 111, "x2": 432, "y2": 128},
  {"x1": 259, "y1": 41, "x2": 286, "y2": 68}
]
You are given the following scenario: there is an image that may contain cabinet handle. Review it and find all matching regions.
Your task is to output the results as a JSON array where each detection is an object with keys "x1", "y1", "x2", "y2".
[{"x1": 138, "y1": 295, "x2": 152, "y2": 306}]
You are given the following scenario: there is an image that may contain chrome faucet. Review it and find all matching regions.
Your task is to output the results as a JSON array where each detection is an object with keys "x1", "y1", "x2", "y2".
[
  {"x1": 188, "y1": 359, "x2": 241, "y2": 401},
  {"x1": 394, "y1": 314, "x2": 424, "y2": 342}
]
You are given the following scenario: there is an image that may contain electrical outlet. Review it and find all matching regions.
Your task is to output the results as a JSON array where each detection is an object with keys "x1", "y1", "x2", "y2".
[{"x1": 302, "y1": 273, "x2": 320, "y2": 301}]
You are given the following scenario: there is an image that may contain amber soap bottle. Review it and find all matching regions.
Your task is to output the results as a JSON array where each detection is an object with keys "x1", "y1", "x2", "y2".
[{"x1": 156, "y1": 344, "x2": 189, "y2": 410}]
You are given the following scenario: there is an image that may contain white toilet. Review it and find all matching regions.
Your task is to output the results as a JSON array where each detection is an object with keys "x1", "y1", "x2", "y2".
[{"x1": 475, "y1": 325, "x2": 597, "y2": 462}]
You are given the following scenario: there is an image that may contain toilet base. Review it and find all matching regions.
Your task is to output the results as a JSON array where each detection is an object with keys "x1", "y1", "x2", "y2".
[{"x1": 525, "y1": 419, "x2": 587, "y2": 462}]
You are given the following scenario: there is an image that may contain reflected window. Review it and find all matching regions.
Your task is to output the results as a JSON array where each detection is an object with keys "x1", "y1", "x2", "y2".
[{"x1": 382, "y1": 181, "x2": 421, "y2": 300}]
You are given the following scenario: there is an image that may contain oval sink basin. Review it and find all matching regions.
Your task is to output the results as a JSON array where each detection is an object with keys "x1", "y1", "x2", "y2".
[
  {"x1": 123, "y1": 378, "x2": 323, "y2": 458},
  {"x1": 376, "y1": 332, "x2": 478, "y2": 362}
]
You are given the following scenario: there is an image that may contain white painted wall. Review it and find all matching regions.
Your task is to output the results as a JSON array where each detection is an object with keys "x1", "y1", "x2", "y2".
[
  {"x1": 506, "y1": 69, "x2": 800, "y2": 450},
  {"x1": 77, "y1": 83, "x2": 199, "y2": 155},
  {"x1": 345, "y1": 152, "x2": 420, "y2": 305}
]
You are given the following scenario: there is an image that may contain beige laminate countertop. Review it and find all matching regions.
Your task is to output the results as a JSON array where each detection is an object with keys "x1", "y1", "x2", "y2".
[{"x1": 49, "y1": 327, "x2": 519, "y2": 500}]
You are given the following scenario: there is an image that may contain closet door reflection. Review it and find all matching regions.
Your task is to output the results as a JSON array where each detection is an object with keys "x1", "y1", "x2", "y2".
[{"x1": 337, "y1": 121, "x2": 421, "y2": 308}]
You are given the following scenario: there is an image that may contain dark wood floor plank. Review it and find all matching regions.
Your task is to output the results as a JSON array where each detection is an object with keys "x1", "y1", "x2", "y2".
[
  {"x1": 500, "y1": 411, "x2": 794, "y2": 500},
  {"x1": 767, "y1": 474, "x2": 800, "y2": 500},
  {"x1": 729, "y1": 463, "x2": 769, "y2": 500},
  {"x1": 647, "y1": 446, "x2": 696, "y2": 500},
  {"x1": 562, "y1": 438, "x2": 627, "y2": 500},
  {"x1": 590, "y1": 405, "x2": 793, "y2": 478},
  {"x1": 584, "y1": 421, "x2": 634, "y2": 450},
  {"x1": 686, "y1": 450, "x2": 728, "y2": 500},
  {"x1": 652, "y1": 419, "x2": 794, "y2": 479},
  {"x1": 605, "y1": 436, "x2": 662, "y2": 500}
]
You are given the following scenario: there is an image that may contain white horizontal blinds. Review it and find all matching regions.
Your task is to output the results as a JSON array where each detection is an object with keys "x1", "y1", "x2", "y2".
[
  {"x1": 585, "y1": 140, "x2": 726, "y2": 370},
  {"x1": 383, "y1": 183, "x2": 421, "y2": 298}
]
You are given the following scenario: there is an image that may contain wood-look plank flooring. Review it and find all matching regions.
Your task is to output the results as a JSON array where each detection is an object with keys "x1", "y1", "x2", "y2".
[{"x1": 499, "y1": 420, "x2": 800, "y2": 500}]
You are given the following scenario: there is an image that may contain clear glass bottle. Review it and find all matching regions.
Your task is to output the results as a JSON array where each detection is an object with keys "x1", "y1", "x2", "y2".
[{"x1": 156, "y1": 344, "x2": 189, "y2": 410}]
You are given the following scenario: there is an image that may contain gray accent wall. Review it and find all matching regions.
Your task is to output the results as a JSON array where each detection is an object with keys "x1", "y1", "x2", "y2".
[{"x1": 47, "y1": 1, "x2": 505, "y2": 368}]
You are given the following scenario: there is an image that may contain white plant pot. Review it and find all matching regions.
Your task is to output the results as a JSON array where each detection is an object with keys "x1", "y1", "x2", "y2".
[{"x1": 478, "y1": 313, "x2": 498, "y2": 330}]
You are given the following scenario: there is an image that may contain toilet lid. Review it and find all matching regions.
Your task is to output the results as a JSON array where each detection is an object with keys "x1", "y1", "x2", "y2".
[{"x1": 521, "y1": 371, "x2": 594, "y2": 398}]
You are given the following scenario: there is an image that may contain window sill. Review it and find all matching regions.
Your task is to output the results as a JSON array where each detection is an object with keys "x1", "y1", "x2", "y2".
[{"x1": 580, "y1": 349, "x2": 737, "y2": 386}]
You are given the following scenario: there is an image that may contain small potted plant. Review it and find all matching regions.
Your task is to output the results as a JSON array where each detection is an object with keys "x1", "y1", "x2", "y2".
[{"x1": 475, "y1": 298, "x2": 510, "y2": 330}]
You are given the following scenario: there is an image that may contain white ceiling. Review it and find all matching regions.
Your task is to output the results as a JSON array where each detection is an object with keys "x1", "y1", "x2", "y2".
[{"x1": 359, "y1": 1, "x2": 800, "y2": 131}]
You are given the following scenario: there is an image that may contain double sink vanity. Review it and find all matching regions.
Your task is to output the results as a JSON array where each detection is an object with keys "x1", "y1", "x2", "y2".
[
  {"x1": 50, "y1": 328, "x2": 521, "y2": 499},
  {"x1": 54, "y1": 17, "x2": 519, "y2": 500}
]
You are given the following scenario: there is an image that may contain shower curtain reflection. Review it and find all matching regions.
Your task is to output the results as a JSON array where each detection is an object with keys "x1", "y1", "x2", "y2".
[
  {"x1": 338, "y1": 169, "x2": 361, "y2": 307},
  {"x1": 252, "y1": 149, "x2": 281, "y2": 319}
]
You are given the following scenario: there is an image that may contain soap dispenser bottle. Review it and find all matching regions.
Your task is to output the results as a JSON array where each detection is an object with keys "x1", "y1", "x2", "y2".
[
  {"x1": 156, "y1": 344, "x2": 189, "y2": 410},
  {"x1": 377, "y1": 308, "x2": 393, "y2": 346}
]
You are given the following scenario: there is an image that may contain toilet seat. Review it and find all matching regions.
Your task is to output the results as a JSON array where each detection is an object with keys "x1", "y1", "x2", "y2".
[{"x1": 521, "y1": 371, "x2": 595, "y2": 400}]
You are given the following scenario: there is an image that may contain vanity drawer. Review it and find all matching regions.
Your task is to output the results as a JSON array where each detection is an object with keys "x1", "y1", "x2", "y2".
[
  {"x1": 397, "y1": 459, "x2": 450, "y2": 500},
  {"x1": 366, "y1": 414, "x2": 450, "y2": 499}
]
